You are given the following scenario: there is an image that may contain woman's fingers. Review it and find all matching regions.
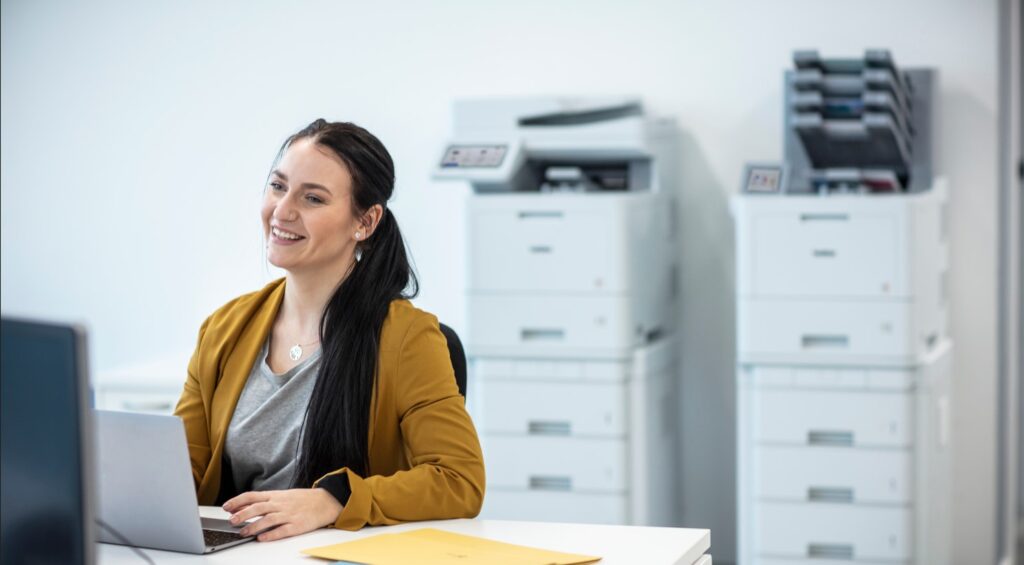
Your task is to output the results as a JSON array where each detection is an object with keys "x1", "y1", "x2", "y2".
[
  {"x1": 222, "y1": 490, "x2": 271, "y2": 513},
  {"x1": 229, "y1": 501, "x2": 276, "y2": 526},
  {"x1": 239, "y1": 511, "x2": 285, "y2": 538},
  {"x1": 256, "y1": 522, "x2": 301, "y2": 542}
]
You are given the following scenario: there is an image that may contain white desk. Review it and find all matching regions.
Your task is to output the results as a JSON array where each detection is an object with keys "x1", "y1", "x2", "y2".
[{"x1": 99, "y1": 507, "x2": 711, "y2": 564}]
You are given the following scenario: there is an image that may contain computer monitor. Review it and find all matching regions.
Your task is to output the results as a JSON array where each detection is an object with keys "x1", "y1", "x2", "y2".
[{"x1": 1, "y1": 318, "x2": 95, "y2": 565}]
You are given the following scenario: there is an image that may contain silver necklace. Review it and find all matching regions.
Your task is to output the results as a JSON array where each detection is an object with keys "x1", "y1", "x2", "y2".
[{"x1": 288, "y1": 339, "x2": 320, "y2": 361}]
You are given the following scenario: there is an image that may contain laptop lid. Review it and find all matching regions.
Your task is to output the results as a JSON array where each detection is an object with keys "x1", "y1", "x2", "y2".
[
  {"x1": 94, "y1": 410, "x2": 209, "y2": 554},
  {"x1": 0, "y1": 318, "x2": 96, "y2": 565}
]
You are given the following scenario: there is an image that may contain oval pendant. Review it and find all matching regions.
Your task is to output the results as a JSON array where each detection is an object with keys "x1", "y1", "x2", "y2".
[{"x1": 289, "y1": 345, "x2": 302, "y2": 361}]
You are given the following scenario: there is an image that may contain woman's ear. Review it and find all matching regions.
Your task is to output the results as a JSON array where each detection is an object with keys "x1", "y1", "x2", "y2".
[{"x1": 357, "y1": 204, "x2": 384, "y2": 240}]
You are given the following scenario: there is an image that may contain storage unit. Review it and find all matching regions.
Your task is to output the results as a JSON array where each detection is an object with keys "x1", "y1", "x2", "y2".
[
  {"x1": 733, "y1": 190, "x2": 953, "y2": 565},
  {"x1": 435, "y1": 97, "x2": 679, "y2": 526}
]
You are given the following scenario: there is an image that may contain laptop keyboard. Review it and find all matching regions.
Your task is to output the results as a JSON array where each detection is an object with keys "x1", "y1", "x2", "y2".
[{"x1": 203, "y1": 529, "x2": 245, "y2": 547}]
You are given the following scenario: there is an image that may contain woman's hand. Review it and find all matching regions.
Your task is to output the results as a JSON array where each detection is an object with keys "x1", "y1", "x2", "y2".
[{"x1": 222, "y1": 488, "x2": 343, "y2": 542}]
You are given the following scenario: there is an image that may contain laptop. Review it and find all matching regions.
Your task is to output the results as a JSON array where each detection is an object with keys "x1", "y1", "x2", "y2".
[{"x1": 94, "y1": 410, "x2": 256, "y2": 554}]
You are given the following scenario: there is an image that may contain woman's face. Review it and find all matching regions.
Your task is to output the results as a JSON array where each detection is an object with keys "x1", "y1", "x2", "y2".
[{"x1": 261, "y1": 138, "x2": 363, "y2": 275}]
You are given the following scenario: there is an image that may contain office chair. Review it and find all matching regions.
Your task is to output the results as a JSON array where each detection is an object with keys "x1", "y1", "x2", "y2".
[{"x1": 438, "y1": 323, "x2": 467, "y2": 399}]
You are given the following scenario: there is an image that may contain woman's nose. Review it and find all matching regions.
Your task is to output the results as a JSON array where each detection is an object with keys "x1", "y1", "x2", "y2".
[{"x1": 273, "y1": 195, "x2": 298, "y2": 221}]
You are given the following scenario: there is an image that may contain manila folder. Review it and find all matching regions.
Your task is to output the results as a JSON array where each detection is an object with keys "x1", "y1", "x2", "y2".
[{"x1": 301, "y1": 527, "x2": 601, "y2": 565}]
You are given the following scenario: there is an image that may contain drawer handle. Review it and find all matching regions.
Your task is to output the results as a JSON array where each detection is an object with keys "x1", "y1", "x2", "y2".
[
  {"x1": 529, "y1": 245, "x2": 553, "y2": 254},
  {"x1": 121, "y1": 400, "x2": 174, "y2": 412},
  {"x1": 808, "y1": 486, "x2": 854, "y2": 503},
  {"x1": 529, "y1": 476, "x2": 572, "y2": 491},
  {"x1": 808, "y1": 543, "x2": 854, "y2": 560},
  {"x1": 521, "y1": 328, "x2": 565, "y2": 342},
  {"x1": 528, "y1": 421, "x2": 571, "y2": 436},
  {"x1": 808, "y1": 430, "x2": 854, "y2": 446},
  {"x1": 812, "y1": 249, "x2": 837, "y2": 258},
  {"x1": 800, "y1": 213, "x2": 849, "y2": 222},
  {"x1": 801, "y1": 334, "x2": 849, "y2": 349},
  {"x1": 518, "y1": 211, "x2": 564, "y2": 220}
]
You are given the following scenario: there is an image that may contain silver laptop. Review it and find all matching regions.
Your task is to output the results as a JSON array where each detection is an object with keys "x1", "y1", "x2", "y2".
[{"x1": 94, "y1": 410, "x2": 255, "y2": 554}]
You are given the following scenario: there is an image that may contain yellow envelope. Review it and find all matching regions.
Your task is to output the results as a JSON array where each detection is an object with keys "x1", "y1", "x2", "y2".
[{"x1": 302, "y1": 527, "x2": 601, "y2": 565}]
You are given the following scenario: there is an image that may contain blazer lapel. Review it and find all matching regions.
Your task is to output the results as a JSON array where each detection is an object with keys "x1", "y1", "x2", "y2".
[{"x1": 209, "y1": 280, "x2": 286, "y2": 458}]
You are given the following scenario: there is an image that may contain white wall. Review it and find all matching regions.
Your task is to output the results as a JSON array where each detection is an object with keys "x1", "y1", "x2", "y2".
[{"x1": 0, "y1": 1, "x2": 1000, "y2": 562}]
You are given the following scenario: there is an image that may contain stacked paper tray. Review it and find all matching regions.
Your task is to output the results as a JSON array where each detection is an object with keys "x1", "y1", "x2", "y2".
[{"x1": 787, "y1": 49, "x2": 918, "y2": 186}]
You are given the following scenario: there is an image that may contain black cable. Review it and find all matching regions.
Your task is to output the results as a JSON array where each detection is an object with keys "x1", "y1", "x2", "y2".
[{"x1": 95, "y1": 519, "x2": 156, "y2": 565}]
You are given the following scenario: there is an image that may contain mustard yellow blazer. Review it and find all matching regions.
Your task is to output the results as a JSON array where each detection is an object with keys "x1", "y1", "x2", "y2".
[{"x1": 173, "y1": 278, "x2": 485, "y2": 530}]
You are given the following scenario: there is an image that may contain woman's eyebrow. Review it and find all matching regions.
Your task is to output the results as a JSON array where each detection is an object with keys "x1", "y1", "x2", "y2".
[
  {"x1": 300, "y1": 183, "x2": 332, "y2": 194},
  {"x1": 271, "y1": 170, "x2": 331, "y2": 194}
]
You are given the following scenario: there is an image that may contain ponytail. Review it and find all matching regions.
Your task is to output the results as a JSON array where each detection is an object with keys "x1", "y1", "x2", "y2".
[{"x1": 279, "y1": 120, "x2": 418, "y2": 487}]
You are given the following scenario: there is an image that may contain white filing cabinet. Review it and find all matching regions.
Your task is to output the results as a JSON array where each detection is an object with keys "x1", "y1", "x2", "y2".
[
  {"x1": 467, "y1": 192, "x2": 677, "y2": 526},
  {"x1": 93, "y1": 355, "x2": 188, "y2": 414},
  {"x1": 732, "y1": 185, "x2": 952, "y2": 565}
]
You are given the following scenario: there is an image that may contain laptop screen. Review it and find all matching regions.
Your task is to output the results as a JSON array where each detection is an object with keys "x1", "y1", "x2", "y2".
[{"x1": 1, "y1": 318, "x2": 94, "y2": 565}]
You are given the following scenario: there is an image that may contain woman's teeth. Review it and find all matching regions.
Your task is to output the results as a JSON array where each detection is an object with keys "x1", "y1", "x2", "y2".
[{"x1": 272, "y1": 227, "x2": 303, "y2": 240}]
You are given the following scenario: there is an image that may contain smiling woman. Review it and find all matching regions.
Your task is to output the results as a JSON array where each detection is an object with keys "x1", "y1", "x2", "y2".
[{"x1": 172, "y1": 119, "x2": 485, "y2": 541}]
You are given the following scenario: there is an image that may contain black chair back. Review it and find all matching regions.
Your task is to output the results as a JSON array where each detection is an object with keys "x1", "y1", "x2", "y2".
[{"x1": 438, "y1": 323, "x2": 467, "y2": 398}]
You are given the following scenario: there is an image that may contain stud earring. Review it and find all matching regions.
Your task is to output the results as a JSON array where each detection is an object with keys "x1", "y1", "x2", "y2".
[{"x1": 355, "y1": 232, "x2": 362, "y2": 240}]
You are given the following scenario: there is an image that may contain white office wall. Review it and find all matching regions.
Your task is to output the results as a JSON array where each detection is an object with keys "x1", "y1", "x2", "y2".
[{"x1": 0, "y1": 1, "x2": 999, "y2": 562}]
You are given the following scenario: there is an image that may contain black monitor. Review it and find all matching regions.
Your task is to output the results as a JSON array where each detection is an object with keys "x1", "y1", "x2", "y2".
[{"x1": 1, "y1": 318, "x2": 95, "y2": 565}]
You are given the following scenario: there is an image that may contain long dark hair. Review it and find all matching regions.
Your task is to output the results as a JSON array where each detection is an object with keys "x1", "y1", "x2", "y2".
[{"x1": 278, "y1": 119, "x2": 419, "y2": 487}]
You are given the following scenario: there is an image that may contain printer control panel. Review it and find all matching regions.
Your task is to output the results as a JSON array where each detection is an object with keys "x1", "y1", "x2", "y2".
[{"x1": 441, "y1": 145, "x2": 508, "y2": 168}]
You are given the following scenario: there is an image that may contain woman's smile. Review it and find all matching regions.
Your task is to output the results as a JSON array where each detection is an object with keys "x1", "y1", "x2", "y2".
[{"x1": 270, "y1": 225, "x2": 306, "y2": 245}]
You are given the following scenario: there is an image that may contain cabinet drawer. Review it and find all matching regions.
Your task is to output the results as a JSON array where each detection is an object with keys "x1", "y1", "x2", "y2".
[
  {"x1": 484, "y1": 436, "x2": 627, "y2": 492},
  {"x1": 96, "y1": 389, "x2": 180, "y2": 414},
  {"x1": 756, "y1": 502, "x2": 912, "y2": 561},
  {"x1": 472, "y1": 358, "x2": 630, "y2": 383},
  {"x1": 481, "y1": 380, "x2": 627, "y2": 437},
  {"x1": 750, "y1": 211, "x2": 902, "y2": 298},
  {"x1": 468, "y1": 294, "x2": 638, "y2": 355},
  {"x1": 739, "y1": 299, "x2": 918, "y2": 362},
  {"x1": 469, "y1": 205, "x2": 624, "y2": 293},
  {"x1": 755, "y1": 388, "x2": 912, "y2": 448},
  {"x1": 483, "y1": 489, "x2": 628, "y2": 525},
  {"x1": 756, "y1": 445, "x2": 912, "y2": 504}
]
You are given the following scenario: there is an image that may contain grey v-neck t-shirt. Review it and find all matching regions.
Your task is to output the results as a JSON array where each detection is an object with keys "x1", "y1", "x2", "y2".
[{"x1": 225, "y1": 337, "x2": 321, "y2": 492}]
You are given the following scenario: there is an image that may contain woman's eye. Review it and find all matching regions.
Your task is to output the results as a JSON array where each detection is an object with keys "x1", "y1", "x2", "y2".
[
  {"x1": 306, "y1": 195, "x2": 324, "y2": 204},
  {"x1": 269, "y1": 182, "x2": 285, "y2": 192}
]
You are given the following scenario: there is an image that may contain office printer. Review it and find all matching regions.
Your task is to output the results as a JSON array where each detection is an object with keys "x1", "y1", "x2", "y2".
[
  {"x1": 434, "y1": 97, "x2": 679, "y2": 526},
  {"x1": 733, "y1": 51, "x2": 952, "y2": 565}
]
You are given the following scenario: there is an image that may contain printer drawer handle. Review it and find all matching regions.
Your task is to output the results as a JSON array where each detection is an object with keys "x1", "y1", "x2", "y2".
[
  {"x1": 801, "y1": 334, "x2": 849, "y2": 349},
  {"x1": 807, "y1": 543, "x2": 854, "y2": 560},
  {"x1": 528, "y1": 420, "x2": 571, "y2": 436},
  {"x1": 518, "y1": 211, "x2": 564, "y2": 220},
  {"x1": 808, "y1": 486, "x2": 854, "y2": 503},
  {"x1": 120, "y1": 400, "x2": 174, "y2": 413},
  {"x1": 800, "y1": 212, "x2": 849, "y2": 222},
  {"x1": 529, "y1": 476, "x2": 572, "y2": 491},
  {"x1": 808, "y1": 430, "x2": 855, "y2": 447},
  {"x1": 521, "y1": 328, "x2": 565, "y2": 342}
]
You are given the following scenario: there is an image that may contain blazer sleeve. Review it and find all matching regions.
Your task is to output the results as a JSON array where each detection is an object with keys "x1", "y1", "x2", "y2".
[
  {"x1": 173, "y1": 316, "x2": 213, "y2": 488},
  {"x1": 313, "y1": 315, "x2": 486, "y2": 530}
]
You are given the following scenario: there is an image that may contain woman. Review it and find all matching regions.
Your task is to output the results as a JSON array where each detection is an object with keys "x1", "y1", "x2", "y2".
[{"x1": 173, "y1": 119, "x2": 485, "y2": 542}]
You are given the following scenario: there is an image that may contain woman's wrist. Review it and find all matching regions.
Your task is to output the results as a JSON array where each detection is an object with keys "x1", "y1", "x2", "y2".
[{"x1": 315, "y1": 487, "x2": 344, "y2": 526}]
